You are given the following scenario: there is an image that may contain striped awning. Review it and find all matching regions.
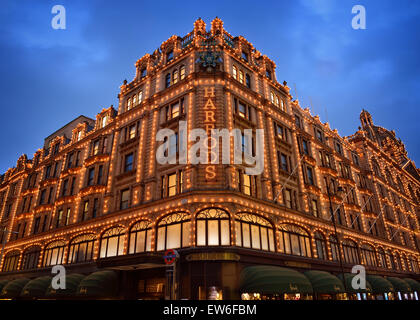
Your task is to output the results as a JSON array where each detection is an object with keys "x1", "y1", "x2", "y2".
[
  {"x1": 386, "y1": 277, "x2": 411, "y2": 293},
  {"x1": 21, "y1": 276, "x2": 52, "y2": 298},
  {"x1": 366, "y1": 275, "x2": 394, "y2": 294},
  {"x1": 402, "y1": 278, "x2": 420, "y2": 293},
  {"x1": 0, "y1": 280, "x2": 10, "y2": 293},
  {"x1": 338, "y1": 273, "x2": 372, "y2": 293},
  {"x1": 304, "y1": 270, "x2": 345, "y2": 294},
  {"x1": 0, "y1": 278, "x2": 30, "y2": 298},
  {"x1": 77, "y1": 270, "x2": 118, "y2": 298},
  {"x1": 240, "y1": 266, "x2": 313, "y2": 294},
  {"x1": 46, "y1": 273, "x2": 85, "y2": 297}
]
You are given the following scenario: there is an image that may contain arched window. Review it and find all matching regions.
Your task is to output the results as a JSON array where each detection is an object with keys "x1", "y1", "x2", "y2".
[
  {"x1": 43, "y1": 240, "x2": 66, "y2": 267},
  {"x1": 329, "y1": 235, "x2": 340, "y2": 261},
  {"x1": 235, "y1": 213, "x2": 275, "y2": 252},
  {"x1": 360, "y1": 244, "x2": 377, "y2": 266},
  {"x1": 100, "y1": 227, "x2": 125, "y2": 258},
  {"x1": 132, "y1": 94, "x2": 137, "y2": 106},
  {"x1": 386, "y1": 250, "x2": 395, "y2": 269},
  {"x1": 22, "y1": 246, "x2": 41, "y2": 270},
  {"x1": 279, "y1": 224, "x2": 311, "y2": 257},
  {"x1": 156, "y1": 212, "x2": 191, "y2": 251},
  {"x1": 127, "y1": 98, "x2": 132, "y2": 111},
  {"x1": 165, "y1": 73, "x2": 171, "y2": 88},
  {"x1": 68, "y1": 234, "x2": 95, "y2": 264},
  {"x1": 173, "y1": 69, "x2": 179, "y2": 84},
  {"x1": 196, "y1": 208, "x2": 230, "y2": 246},
  {"x1": 180, "y1": 65, "x2": 186, "y2": 80},
  {"x1": 314, "y1": 231, "x2": 327, "y2": 260},
  {"x1": 378, "y1": 248, "x2": 387, "y2": 268},
  {"x1": 129, "y1": 220, "x2": 152, "y2": 254},
  {"x1": 2, "y1": 250, "x2": 20, "y2": 272},
  {"x1": 342, "y1": 239, "x2": 360, "y2": 264}
]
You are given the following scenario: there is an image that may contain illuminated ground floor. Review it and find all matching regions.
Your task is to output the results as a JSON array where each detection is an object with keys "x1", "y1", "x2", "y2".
[{"x1": 0, "y1": 247, "x2": 419, "y2": 300}]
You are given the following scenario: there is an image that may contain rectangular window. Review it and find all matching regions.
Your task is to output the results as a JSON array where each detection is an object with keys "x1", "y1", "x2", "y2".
[
  {"x1": 141, "y1": 68, "x2": 147, "y2": 78},
  {"x1": 120, "y1": 189, "x2": 129, "y2": 210},
  {"x1": 307, "y1": 167, "x2": 314, "y2": 185},
  {"x1": 97, "y1": 165, "x2": 103, "y2": 185},
  {"x1": 87, "y1": 168, "x2": 95, "y2": 186},
  {"x1": 246, "y1": 74, "x2": 251, "y2": 88},
  {"x1": 168, "y1": 173, "x2": 177, "y2": 197},
  {"x1": 316, "y1": 129, "x2": 323, "y2": 142},
  {"x1": 241, "y1": 51, "x2": 248, "y2": 61},
  {"x1": 39, "y1": 189, "x2": 46, "y2": 205},
  {"x1": 311, "y1": 199, "x2": 319, "y2": 217},
  {"x1": 243, "y1": 173, "x2": 251, "y2": 195},
  {"x1": 232, "y1": 65, "x2": 237, "y2": 79},
  {"x1": 295, "y1": 115, "x2": 301, "y2": 129},
  {"x1": 82, "y1": 200, "x2": 89, "y2": 221},
  {"x1": 335, "y1": 141, "x2": 342, "y2": 154},
  {"x1": 33, "y1": 217, "x2": 40, "y2": 234},
  {"x1": 238, "y1": 101, "x2": 246, "y2": 118},
  {"x1": 280, "y1": 153, "x2": 288, "y2": 172},
  {"x1": 102, "y1": 137, "x2": 108, "y2": 154},
  {"x1": 284, "y1": 189, "x2": 292, "y2": 208},
  {"x1": 70, "y1": 177, "x2": 76, "y2": 195},
  {"x1": 93, "y1": 140, "x2": 100, "y2": 155},
  {"x1": 171, "y1": 102, "x2": 180, "y2": 119},
  {"x1": 302, "y1": 139, "x2": 309, "y2": 155},
  {"x1": 128, "y1": 124, "x2": 136, "y2": 140},
  {"x1": 65, "y1": 208, "x2": 71, "y2": 226},
  {"x1": 67, "y1": 153, "x2": 74, "y2": 169},
  {"x1": 45, "y1": 165, "x2": 51, "y2": 179},
  {"x1": 92, "y1": 198, "x2": 99, "y2": 218},
  {"x1": 124, "y1": 153, "x2": 134, "y2": 172},
  {"x1": 56, "y1": 209, "x2": 63, "y2": 228},
  {"x1": 167, "y1": 50, "x2": 173, "y2": 62}
]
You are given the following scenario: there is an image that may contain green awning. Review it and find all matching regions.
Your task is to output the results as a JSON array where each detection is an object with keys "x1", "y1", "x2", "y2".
[
  {"x1": 0, "y1": 280, "x2": 10, "y2": 292},
  {"x1": 240, "y1": 266, "x2": 313, "y2": 294},
  {"x1": 20, "y1": 276, "x2": 52, "y2": 298},
  {"x1": 402, "y1": 278, "x2": 420, "y2": 293},
  {"x1": 46, "y1": 273, "x2": 85, "y2": 297},
  {"x1": 0, "y1": 278, "x2": 30, "y2": 298},
  {"x1": 77, "y1": 270, "x2": 118, "y2": 298},
  {"x1": 366, "y1": 275, "x2": 394, "y2": 294},
  {"x1": 386, "y1": 277, "x2": 411, "y2": 293},
  {"x1": 338, "y1": 273, "x2": 372, "y2": 293},
  {"x1": 304, "y1": 270, "x2": 345, "y2": 294}
]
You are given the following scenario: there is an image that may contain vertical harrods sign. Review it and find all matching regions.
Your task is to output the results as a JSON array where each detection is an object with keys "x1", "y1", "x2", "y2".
[{"x1": 203, "y1": 86, "x2": 217, "y2": 181}]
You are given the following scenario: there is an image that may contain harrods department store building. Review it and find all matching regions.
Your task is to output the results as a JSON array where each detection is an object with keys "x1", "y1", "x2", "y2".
[{"x1": 0, "y1": 18, "x2": 419, "y2": 300}]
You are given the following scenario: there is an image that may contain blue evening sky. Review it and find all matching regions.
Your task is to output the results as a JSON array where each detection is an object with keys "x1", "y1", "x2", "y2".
[{"x1": 0, "y1": 0, "x2": 419, "y2": 174}]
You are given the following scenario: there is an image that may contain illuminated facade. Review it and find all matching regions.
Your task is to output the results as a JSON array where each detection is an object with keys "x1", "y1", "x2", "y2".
[{"x1": 0, "y1": 18, "x2": 419, "y2": 300}]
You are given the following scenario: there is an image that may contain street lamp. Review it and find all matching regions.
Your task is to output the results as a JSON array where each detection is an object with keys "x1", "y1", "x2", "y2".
[{"x1": 325, "y1": 181, "x2": 348, "y2": 295}]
